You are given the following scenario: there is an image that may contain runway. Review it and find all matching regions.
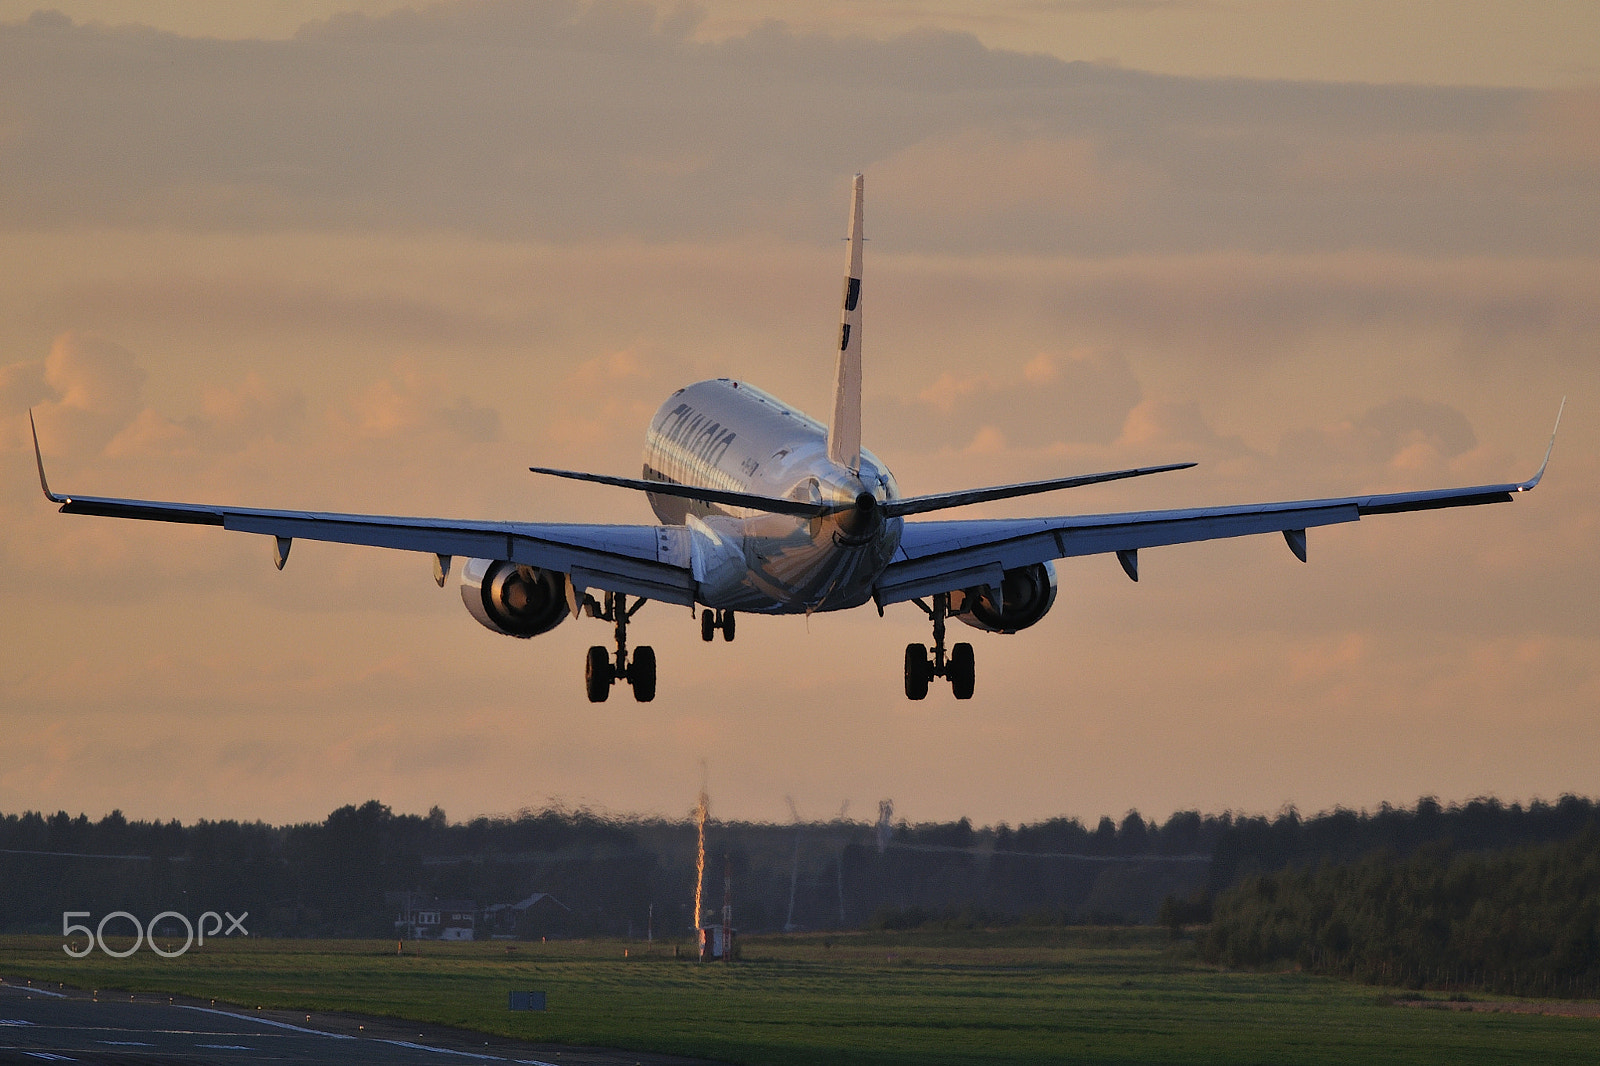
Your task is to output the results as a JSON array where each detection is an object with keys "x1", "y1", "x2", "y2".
[{"x1": 0, "y1": 980, "x2": 711, "y2": 1065}]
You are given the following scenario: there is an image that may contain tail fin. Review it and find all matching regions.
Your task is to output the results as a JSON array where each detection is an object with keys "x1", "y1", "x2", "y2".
[{"x1": 828, "y1": 173, "x2": 864, "y2": 473}]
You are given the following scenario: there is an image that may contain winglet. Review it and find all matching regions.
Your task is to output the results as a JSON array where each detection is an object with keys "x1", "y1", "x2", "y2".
[
  {"x1": 1519, "y1": 396, "x2": 1565, "y2": 491},
  {"x1": 828, "y1": 173, "x2": 864, "y2": 474},
  {"x1": 28, "y1": 409, "x2": 66, "y2": 504}
]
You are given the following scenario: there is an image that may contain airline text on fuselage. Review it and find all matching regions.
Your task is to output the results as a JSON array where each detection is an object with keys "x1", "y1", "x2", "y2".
[{"x1": 651, "y1": 403, "x2": 738, "y2": 480}]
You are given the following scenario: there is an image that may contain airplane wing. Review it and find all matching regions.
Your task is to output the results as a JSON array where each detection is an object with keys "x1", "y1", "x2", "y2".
[
  {"x1": 30, "y1": 417, "x2": 694, "y2": 606},
  {"x1": 42, "y1": 492, "x2": 697, "y2": 605},
  {"x1": 48, "y1": 493, "x2": 696, "y2": 605},
  {"x1": 875, "y1": 444, "x2": 1557, "y2": 608}
]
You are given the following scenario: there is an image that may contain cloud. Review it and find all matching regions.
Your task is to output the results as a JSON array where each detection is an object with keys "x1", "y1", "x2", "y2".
[
  {"x1": 1279, "y1": 397, "x2": 1481, "y2": 486},
  {"x1": 42, "y1": 331, "x2": 144, "y2": 417},
  {"x1": 0, "y1": 2, "x2": 1593, "y2": 256},
  {"x1": 0, "y1": 2, "x2": 1596, "y2": 829},
  {"x1": 335, "y1": 364, "x2": 501, "y2": 444},
  {"x1": 883, "y1": 346, "x2": 1143, "y2": 456},
  {"x1": 104, "y1": 407, "x2": 194, "y2": 459},
  {"x1": 0, "y1": 358, "x2": 47, "y2": 414},
  {"x1": 872, "y1": 129, "x2": 1149, "y2": 253},
  {"x1": 25, "y1": 331, "x2": 146, "y2": 454},
  {"x1": 874, "y1": 250, "x2": 1600, "y2": 383},
  {"x1": 200, "y1": 374, "x2": 307, "y2": 448},
  {"x1": 1118, "y1": 398, "x2": 1252, "y2": 458},
  {"x1": 9, "y1": 334, "x2": 312, "y2": 461},
  {"x1": 536, "y1": 345, "x2": 683, "y2": 456}
]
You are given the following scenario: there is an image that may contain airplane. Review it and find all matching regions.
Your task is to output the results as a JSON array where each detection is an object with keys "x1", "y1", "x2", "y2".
[{"x1": 30, "y1": 175, "x2": 1559, "y2": 704}]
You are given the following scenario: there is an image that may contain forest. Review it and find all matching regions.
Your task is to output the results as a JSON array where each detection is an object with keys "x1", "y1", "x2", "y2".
[
  {"x1": 0, "y1": 802, "x2": 1208, "y2": 936},
  {"x1": 1201, "y1": 827, "x2": 1600, "y2": 997},
  {"x1": 4, "y1": 792, "x2": 1598, "y2": 998}
]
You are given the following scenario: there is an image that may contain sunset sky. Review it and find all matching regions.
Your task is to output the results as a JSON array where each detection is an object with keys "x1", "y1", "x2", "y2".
[{"x1": 1, "y1": 0, "x2": 1596, "y2": 830}]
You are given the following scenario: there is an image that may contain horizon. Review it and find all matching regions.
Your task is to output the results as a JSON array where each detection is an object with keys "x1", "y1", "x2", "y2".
[{"x1": 6, "y1": 789, "x2": 1591, "y2": 835}]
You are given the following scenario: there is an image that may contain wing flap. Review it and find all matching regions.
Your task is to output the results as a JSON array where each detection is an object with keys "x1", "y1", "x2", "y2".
[
  {"x1": 569, "y1": 564, "x2": 695, "y2": 605},
  {"x1": 875, "y1": 560, "x2": 1006, "y2": 607}
]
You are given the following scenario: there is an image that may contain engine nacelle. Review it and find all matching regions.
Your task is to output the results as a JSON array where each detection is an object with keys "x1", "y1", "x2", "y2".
[
  {"x1": 952, "y1": 561, "x2": 1058, "y2": 634},
  {"x1": 459, "y1": 558, "x2": 568, "y2": 638}
]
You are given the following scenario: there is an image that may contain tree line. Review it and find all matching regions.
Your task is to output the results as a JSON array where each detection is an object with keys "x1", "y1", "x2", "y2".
[
  {"x1": 1200, "y1": 827, "x2": 1600, "y2": 998},
  {"x1": 4, "y1": 795, "x2": 1597, "y2": 948}
]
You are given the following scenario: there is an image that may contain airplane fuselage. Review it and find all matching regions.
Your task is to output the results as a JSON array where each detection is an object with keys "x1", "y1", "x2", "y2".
[{"x1": 641, "y1": 377, "x2": 902, "y2": 613}]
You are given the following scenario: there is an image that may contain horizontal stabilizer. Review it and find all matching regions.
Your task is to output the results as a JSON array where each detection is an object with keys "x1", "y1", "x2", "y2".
[
  {"x1": 531, "y1": 467, "x2": 830, "y2": 518},
  {"x1": 881, "y1": 462, "x2": 1195, "y2": 518}
]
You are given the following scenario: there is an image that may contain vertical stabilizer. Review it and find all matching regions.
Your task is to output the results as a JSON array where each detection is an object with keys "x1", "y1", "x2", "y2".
[{"x1": 828, "y1": 173, "x2": 864, "y2": 473}]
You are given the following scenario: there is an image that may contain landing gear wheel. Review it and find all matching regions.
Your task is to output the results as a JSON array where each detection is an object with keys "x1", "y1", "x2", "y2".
[
  {"x1": 587, "y1": 593, "x2": 657, "y2": 702},
  {"x1": 701, "y1": 608, "x2": 736, "y2": 642},
  {"x1": 949, "y1": 642, "x2": 975, "y2": 700},
  {"x1": 903, "y1": 593, "x2": 976, "y2": 701},
  {"x1": 904, "y1": 643, "x2": 930, "y2": 701},
  {"x1": 631, "y1": 645, "x2": 657, "y2": 702},
  {"x1": 585, "y1": 645, "x2": 613, "y2": 703}
]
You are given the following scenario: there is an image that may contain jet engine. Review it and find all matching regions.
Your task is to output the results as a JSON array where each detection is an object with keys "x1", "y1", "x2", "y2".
[
  {"x1": 460, "y1": 558, "x2": 568, "y2": 638},
  {"x1": 952, "y1": 561, "x2": 1057, "y2": 634}
]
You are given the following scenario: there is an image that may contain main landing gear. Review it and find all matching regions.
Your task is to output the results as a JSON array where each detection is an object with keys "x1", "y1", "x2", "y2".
[
  {"x1": 583, "y1": 591, "x2": 655, "y2": 703},
  {"x1": 904, "y1": 592, "x2": 974, "y2": 701},
  {"x1": 700, "y1": 608, "x2": 736, "y2": 643}
]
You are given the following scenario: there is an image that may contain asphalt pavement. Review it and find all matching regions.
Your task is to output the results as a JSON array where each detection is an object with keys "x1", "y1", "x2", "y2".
[{"x1": 0, "y1": 979, "x2": 714, "y2": 1066}]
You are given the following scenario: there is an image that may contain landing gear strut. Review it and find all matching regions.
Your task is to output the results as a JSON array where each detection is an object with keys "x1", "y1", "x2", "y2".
[
  {"x1": 584, "y1": 591, "x2": 655, "y2": 703},
  {"x1": 905, "y1": 592, "x2": 974, "y2": 700},
  {"x1": 700, "y1": 608, "x2": 736, "y2": 643}
]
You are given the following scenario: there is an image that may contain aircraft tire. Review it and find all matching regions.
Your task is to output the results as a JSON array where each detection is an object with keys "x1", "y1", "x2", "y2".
[
  {"x1": 701, "y1": 609, "x2": 716, "y2": 642},
  {"x1": 631, "y1": 645, "x2": 657, "y2": 703},
  {"x1": 904, "y1": 643, "x2": 929, "y2": 701},
  {"x1": 585, "y1": 645, "x2": 613, "y2": 703},
  {"x1": 722, "y1": 611, "x2": 736, "y2": 642},
  {"x1": 950, "y1": 642, "x2": 975, "y2": 700}
]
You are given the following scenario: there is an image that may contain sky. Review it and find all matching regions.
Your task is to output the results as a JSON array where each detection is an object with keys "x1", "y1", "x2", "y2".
[{"x1": 1, "y1": 0, "x2": 1596, "y2": 831}]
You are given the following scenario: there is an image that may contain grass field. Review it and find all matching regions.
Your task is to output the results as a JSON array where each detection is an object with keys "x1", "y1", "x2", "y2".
[{"x1": 2, "y1": 928, "x2": 1597, "y2": 1065}]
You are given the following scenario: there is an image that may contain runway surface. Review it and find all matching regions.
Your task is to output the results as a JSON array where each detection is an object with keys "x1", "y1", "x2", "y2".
[{"x1": 0, "y1": 980, "x2": 714, "y2": 1065}]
